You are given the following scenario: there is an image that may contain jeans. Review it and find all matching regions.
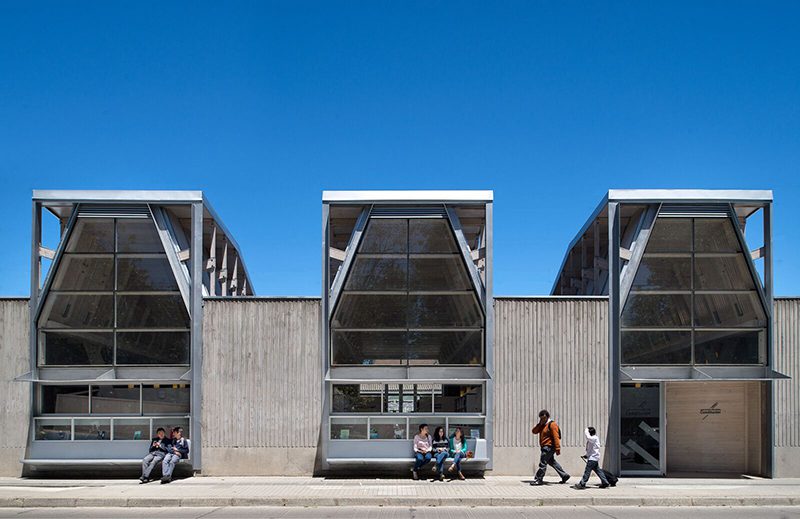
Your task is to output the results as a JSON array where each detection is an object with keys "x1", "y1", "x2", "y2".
[
  {"x1": 579, "y1": 459, "x2": 609, "y2": 486},
  {"x1": 413, "y1": 452, "x2": 432, "y2": 470},
  {"x1": 141, "y1": 451, "x2": 165, "y2": 478},
  {"x1": 534, "y1": 446, "x2": 569, "y2": 482},
  {"x1": 451, "y1": 451, "x2": 465, "y2": 472},
  {"x1": 162, "y1": 453, "x2": 182, "y2": 478},
  {"x1": 434, "y1": 450, "x2": 448, "y2": 472}
]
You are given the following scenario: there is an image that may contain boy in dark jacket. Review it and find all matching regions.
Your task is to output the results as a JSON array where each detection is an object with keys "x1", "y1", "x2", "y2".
[
  {"x1": 161, "y1": 427, "x2": 190, "y2": 484},
  {"x1": 140, "y1": 427, "x2": 171, "y2": 483}
]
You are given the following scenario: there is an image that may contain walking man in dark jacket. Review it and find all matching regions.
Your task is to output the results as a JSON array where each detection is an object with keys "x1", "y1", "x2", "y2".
[
  {"x1": 530, "y1": 409, "x2": 570, "y2": 485},
  {"x1": 140, "y1": 427, "x2": 171, "y2": 483},
  {"x1": 161, "y1": 427, "x2": 189, "y2": 484}
]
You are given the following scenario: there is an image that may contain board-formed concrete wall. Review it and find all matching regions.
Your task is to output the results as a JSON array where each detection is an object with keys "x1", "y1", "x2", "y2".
[
  {"x1": 492, "y1": 297, "x2": 610, "y2": 476},
  {"x1": 774, "y1": 297, "x2": 800, "y2": 477},
  {"x1": 201, "y1": 298, "x2": 322, "y2": 475},
  {"x1": 0, "y1": 299, "x2": 30, "y2": 477}
]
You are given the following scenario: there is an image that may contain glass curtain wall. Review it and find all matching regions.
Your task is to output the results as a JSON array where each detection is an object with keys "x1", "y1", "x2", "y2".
[{"x1": 621, "y1": 216, "x2": 767, "y2": 365}]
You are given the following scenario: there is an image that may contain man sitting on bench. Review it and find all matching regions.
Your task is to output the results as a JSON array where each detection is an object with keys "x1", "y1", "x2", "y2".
[
  {"x1": 139, "y1": 427, "x2": 170, "y2": 484},
  {"x1": 161, "y1": 427, "x2": 189, "y2": 484}
]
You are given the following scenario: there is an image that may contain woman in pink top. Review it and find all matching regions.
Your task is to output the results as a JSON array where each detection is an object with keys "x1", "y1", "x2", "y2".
[{"x1": 412, "y1": 423, "x2": 433, "y2": 480}]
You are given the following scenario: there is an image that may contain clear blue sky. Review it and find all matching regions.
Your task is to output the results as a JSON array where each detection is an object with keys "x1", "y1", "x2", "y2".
[{"x1": 1, "y1": 1, "x2": 798, "y2": 297}]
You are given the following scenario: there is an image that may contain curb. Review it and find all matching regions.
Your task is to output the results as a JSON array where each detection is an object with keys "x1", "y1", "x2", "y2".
[{"x1": 0, "y1": 496, "x2": 798, "y2": 508}]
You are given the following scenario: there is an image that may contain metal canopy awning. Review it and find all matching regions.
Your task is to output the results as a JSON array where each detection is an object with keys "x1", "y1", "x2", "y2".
[
  {"x1": 620, "y1": 366, "x2": 790, "y2": 382},
  {"x1": 14, "y1": 369, "x2": 192, "y2": 384},
  {"x1": 325, "y1": 366, "x2": 491, "y2": 384}
]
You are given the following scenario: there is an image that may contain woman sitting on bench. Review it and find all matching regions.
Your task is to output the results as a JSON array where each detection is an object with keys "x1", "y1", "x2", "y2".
[
  {"x1": 448, "y1": 427, "x2": 468, "y2": 480},
  {"x1": 431, "y1": 426, "x2": 449, "y2": 481}
]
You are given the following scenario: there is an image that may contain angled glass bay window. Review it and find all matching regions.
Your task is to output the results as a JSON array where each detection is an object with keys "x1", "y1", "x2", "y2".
[
  {"x1": 621, "y1": 214, "x2": 768, "y2": 366},
  {"x1": 331, "y1": 215, "x2": 484, "y2": 366}
]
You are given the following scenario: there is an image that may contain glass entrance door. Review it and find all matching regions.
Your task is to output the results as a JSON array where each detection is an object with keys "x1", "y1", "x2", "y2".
[{"x1": 621, "y1": 383, "x2": 664, "y2": 475}]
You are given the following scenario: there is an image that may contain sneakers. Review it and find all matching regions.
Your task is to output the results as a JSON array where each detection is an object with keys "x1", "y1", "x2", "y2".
[
  {"x1": 412, "y1": 470, "x2": 419, "y2": 481},
  {"x1": 599, "y1": 483, "x2": 609, "y2": 489},
  {"x1": 160, "y1": 477, "x2": 171, "y2": 484},
  {"x1": 572, "y1": 483, "x2": 587, "y2": 490},
  {"x1": 530, "y1": 480, "x2": 544, "y2": 486},
  {"x1": 560, "y1": 474, "x2": 571, "y2": 484},
  {"x1": 138, "y1": 477, "x2": 148, "y2": 484}
]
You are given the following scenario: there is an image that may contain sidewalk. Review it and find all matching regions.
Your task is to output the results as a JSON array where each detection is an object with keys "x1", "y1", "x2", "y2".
[{"x1": 1, "y1": 476, "x2": 799, "y2": 508}]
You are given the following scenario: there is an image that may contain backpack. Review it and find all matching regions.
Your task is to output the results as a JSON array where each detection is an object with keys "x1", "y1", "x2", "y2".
[{"x1": 548, "y1": 420, "x2": 562, "y2": 440}]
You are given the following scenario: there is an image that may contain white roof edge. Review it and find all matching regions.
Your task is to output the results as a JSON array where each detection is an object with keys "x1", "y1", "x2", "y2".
[
  {"x1": 608, "y1": 189, "x2": 773, "y2": 203},
  {"x1": 322, "y1": 190, "x2": 493, "y2": 203},
  {"x1": 33, "y1": 190, "x2": 204, "y2": 202}
]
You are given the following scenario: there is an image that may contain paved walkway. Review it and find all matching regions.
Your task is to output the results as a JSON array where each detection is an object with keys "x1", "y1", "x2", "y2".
[{"x1": 0, "y1": 476, "x2": 799, "y2": 508}]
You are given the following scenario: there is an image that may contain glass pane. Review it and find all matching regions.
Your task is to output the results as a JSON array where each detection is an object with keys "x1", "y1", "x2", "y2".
[
  {"x1": 383, "y1": 384, "x2": 431, "y2": 413},
  {"x1": 695, "y1": 330, "x2": 764, "y2": 364},
  {"x1": 408, "y1": 294, "x2": 482, "y2": 328},
  {"x1": 631, "y1": 256, "x2": 691, "y2": 291},
  {"x1": 332, "y1": 330, "x2": 406, "y2": 365},
  {"x1": 116, "y1": 332, "x2": 190, "y2": 365},
  {"x1": 51, "y1": 255, "x2": 114, "y2": 291},
  {"x1": 408, "y1": 331, "x2": 482, "y2": 365},
  {"x1": 66, "y1": 219, "x2": 114, "y2": 253},
  {"x1": 410, "y1": 417, "x2": 445, "y2": 438},
  {"x1": 113, "y1": 418, "x2": 150, "y2": 440},
  {"x1": 435, "y1": 385, "x2": 483, "y2": 413},
  {"x1": 117, "y1": 257, "x2": 179, "y2": 291},
  {"x1": 409, "y1": 256, "x2": 473, "y2": 291},
  {"x1": 694, "y1": 218, "x2": 741, "y2": 252},
  {"x1": 370, "y1": 418, "x2": 407, "y2": 439},
  {"x1": 344, "y1": 257, "x2": 407, "y2": 291},
  {"x1": 621, "y1": 384, "x2": 660, "y2": 472},
  {"x1": 409, "y1": 219, "x2": 458, "y2": 253},
  {"x1": 117, "y1": 219, "x2": 163, "y2": 253},
  {"x1": 116, "y1": 294, "x2": 189, "y2": 328},
  {"x1": 621, "y1": 293, "x2": 691, "y2": 328},
  {"x1": 332, "y1": 294, "x2": 407, "y2": 328},
  {"x1": 90, "y1": 385, "x2": 141, "y2": 414},
  {"x1": 647, "y1": 218, "x2": 691, "y2": 252},
  {"x1": 35, "y1": 419, "x2": 71, "y2": 440},
  {"x1": 152, "y1": 418, "x2": 190, "y2": 439},
  {"x1": 74, "y1": 418, "x2": 111, "y2": 440},
  {"x1": 142, "y1": 385, "x2": 190, "y2": 414},
  {"x1": 40, "y1": 385, "x2": 90, "y2": 414},
  {"x1": 40, "y1": 294, "x2": 114, "y2": 329},
  {"x1": 695, "y1": 256, "x2": 756, "y2": 290},
  {"x1": 447, "y1": 418, "x2": 484, "y2": 440},
  {"x1": 694, "y1": 293, "x2": 767, "y2": 327},
  {"x1": 42, "y1": 331, "x2": 113, "y2": 366},
  {"x1": 331, "y1": 418, "x2": 368, "y2": 439},
  {"x1": 332, "y1": 384, "x2": 382, "y2": 413},
  {"x1": 621, "y1": 331, "x2": 692, "y2": 365},
  {"x1": 359, "y1": 220, "x2": 407, "y2": 253}
]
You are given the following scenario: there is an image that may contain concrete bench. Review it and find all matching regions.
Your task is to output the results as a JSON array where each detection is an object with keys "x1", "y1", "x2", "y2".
[
  {"x1": 327, "y1": 438, "x2": 488, "y2": 466},
  {"x1": 22, "y1": 440, "x2": 192, "y2": 466}
]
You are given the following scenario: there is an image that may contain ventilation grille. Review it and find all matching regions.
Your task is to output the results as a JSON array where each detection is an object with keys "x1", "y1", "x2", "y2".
[
  {"x1": 370, "y1": 205, "x2": 447, "y2": 218},
  {"x1": 658, "y1": 204, "x2": 730, "y2": 218},
  {"x1": 77, "y1": 205, "x2": 151, "y2": 218}
]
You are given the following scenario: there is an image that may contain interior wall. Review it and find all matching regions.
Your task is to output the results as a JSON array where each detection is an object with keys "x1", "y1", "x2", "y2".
[{"x1": 0, "y1": 299, "x2": 30, "y2": 477}]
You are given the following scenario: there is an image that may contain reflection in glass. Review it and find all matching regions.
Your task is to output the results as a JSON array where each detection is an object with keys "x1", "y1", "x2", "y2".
[
  {"x1": 116, "y1": 294, "x2": 189, "y2": 328},
  {"x1": 694, "y1": 293, "x2": 766, "y2": 328},
  {"x1": 621, "y1": 331, "x2": 692, "y2": 365},
  {"x1": 344, "y1": 257, "x2": 407, "y2": 291},
  {"x1": 621, "y1": 293, "x2": 691, "y2": 328},
  {"x1": 35, "y1": 419, "x2": 71, "y2": 440},
  {"x1": 409, "y1": 257, "x2": 472, "y2": 291},
  {"x1": 621, "y1": 384, "x2": 660, "y2": 472},
  {"x1": 66, "y1": 219, "x2": 114, "y2": 253},
  {"x1": 116, "y1": 219, "x2": 164, "y2": 253},
  {"x1": 332, "y1": 385, "x2": 382, "y2": 413},
  {"x1": 631, "y1": 256, "x2": 691, "y2": 291},
  {"x1": 694, "y1": 218, "x2": 741, "y2": 252},
  {"x1": 117, "y1": 257, "x2": 179, "y2": 291},
  {"x1": 408, "y1": 294, "x2": 482, "y2": 328},
  {"x1": 152, "y1": 418, "x2": 190, "y2": 439},
  {"x1": 370, "y1": 418, "x2": 407, "y2": 439},
  {"x1": 142, "y1": 385, "x2": 190, "y2": 414},
  {"x1": 42, "y1": 331, "x2": 113, "y2": 365},
  {"x1": 332, "y1": 331, "x2": 406, "y2": 365},
  {"x1": 694, "y1": 330, "x2": 763, "y2": 364},
  {"x1": 694, "y1": 256, "x2": 755, "y2": 290},
  {"x1": 51, "y1": 255, "x2": 114, "y2": 291},
  {"x1": 332, "y1": 294, "x2": 407, "y2": 328},
  {"x1": 41, "y1": 385, "x2": 90, "y2": 414},
  {"x1": 90, "y1": 385, "x2": 141, "y2": 414},
  {"x1": 74, "y1": 418, "x2": 111, "y2": 440},
  {"x1": 447, "y1": 418, "x2": 484, "y2": 439},
  {"x1": 359, "y1": 220, "x2": 407, "y2": 253},
  {"x1": 331, "y1": 418, "x2": 368, "y2": 439},
  {"x1": 408, "y1": 331, "x2": 482, "y2": 365},
  {"x1": 409, "y1": 219, "x2": 459, "y2": 253},
  {"x1": 113, "y1": 418, "x2": 150, "y2": 440},
  {"x1": 116, "y1": 332, "x2": 190, "y2": 365},
  {"x1": 435, "y1": 385, "x2": 483, "y2": 413},
  {"x1": 40, "y1": 294, "x2": 115, "y2": 329},
  {"x1": 646, "y1": 219, "x2": 691, "y2": 252}
]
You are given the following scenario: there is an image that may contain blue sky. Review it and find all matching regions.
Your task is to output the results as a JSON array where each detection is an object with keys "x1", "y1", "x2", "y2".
[{"x1": 1, "y1": 1, "x2": 798, "y2": 296}]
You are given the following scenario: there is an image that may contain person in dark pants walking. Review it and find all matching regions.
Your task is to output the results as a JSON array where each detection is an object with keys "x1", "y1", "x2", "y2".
[
  {"x1": 574, "y1": 426, "x2": 609, "y2": 489},
  {"x1": 530, "y1": 409, "x2": 570, "y2": 485}
]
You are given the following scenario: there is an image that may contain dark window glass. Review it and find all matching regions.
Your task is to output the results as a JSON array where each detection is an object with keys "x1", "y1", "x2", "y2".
[
  {"x1": 621, "y1": 293, "x2": 691, "y2": 328},
  {"x1": 331, "y1": 418, "x2": 368, "y2": 439},
  {"x1": 621, "y1": 331, "x2": 692, "y2": 364},
  {"x1": 152, "y1": 418, "x2": 190, "y2": 439},
  {"x1": 344, "y1": 257, "x2": 407, "y2": 291},
  {"x1": 409, "y1": 256, "x2": 472, "y2": 291},
  {"x1": 332, "y1": 294, "x2": 407, "y2": 328},
  {"x1": 116, "y1": 219, "x2": 163, "y2": 253},
  {"x1": 370, "y1": 418, "x2": 408, "y2": 439},
  {"x1": 42, "y1": 332, "x2": 113, "y2": 365},
  {"x1": 409, "y1": 219, "x2": 458, "y2": 253},
  {"x1": 66, "y1": 219, "x2": 114, "y2": 253},
  {"x1": 332, "y1": 331, "x2": 406, "y2": 365},
  {"x1": 694, "y1": 255, "x2": 756, "y2": 290},
  {"x1": 408, "y1": 331, "x2": 482, "y2": 365},
  {"x1": 113, "y1": 418, "x2": 150, "y2": 440},
  {"x1": 646, "y1": 218, "x2": 692, "y2": 252},
  {"x1": 435, "y1": 385, "x2": 483, "y2": 413},
  {"x1": 446, "y1": 419, "x2": 484, "y2": 440},
  {"x1": 90, "y1": 385, "x2": 141, "y2": 414},
  {"x1": 142, "y1": 385, "x2": 190, "y2": 414},
  {"x1": 74, "y1": 418, "x2": 111, "y2": 440},
  {"x1": 694, "y1": 330, "x2": 763, "y2": 364},
  {"x1": 51, "y1": 255, "x2": 114, "y2": 291},
  {"x1": 117, "y1": 256, "x2": 179, "y2": 291},
  {"x1": 41, "y1": 385, "x2": 90, "y2": 414},
  {"x1": 694, "y1": 218, "x2": 741, "y2": 252},
  {"x1": 40, "y1": 294, "x2": 115, "y2": 329},
  {"x1": 116, "y1": 294, "x2": 189, "y2": 328},
  {"x1": 384, "y1": 384, "x2": 432, "y2": 413},
  {"x1": 694, "y1": 293, "x2": 766, "y2": 327},
  {"x1": 35, "y1": 419, "x2": 71, "y2": 440},
  {"x1": 408, "y1": 294, "x2": 482, "y2": 328},
  {"x1": 116, "y1": 332, "x2": 190, "y2": 365},
  {"x1": 631, "y1": 256, "x2": 691, "y2": 291},
  {"x1": 332, "y1": 385, "x2": 382, "y2": 413},
  {"x1": 359, "y1": 220, "x2": 408, "y2": 253}
]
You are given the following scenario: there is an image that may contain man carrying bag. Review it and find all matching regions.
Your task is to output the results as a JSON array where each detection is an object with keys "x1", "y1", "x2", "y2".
[{"x1": 530, "y1": 409, "x2": 570, "y2": 485}]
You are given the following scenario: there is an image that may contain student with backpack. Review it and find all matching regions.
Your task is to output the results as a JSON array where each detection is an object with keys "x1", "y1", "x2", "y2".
[
  {"x1": 530, "y1": 409, "x2": 570, "y2": 485},
  {"x1": 574, "y1": 426, "x2": 610, "y2": 489}
]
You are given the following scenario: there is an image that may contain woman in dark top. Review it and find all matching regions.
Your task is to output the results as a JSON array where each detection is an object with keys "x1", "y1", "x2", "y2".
[{"x1": 431, "y1": 426, "x2": 449, "y2": 481}]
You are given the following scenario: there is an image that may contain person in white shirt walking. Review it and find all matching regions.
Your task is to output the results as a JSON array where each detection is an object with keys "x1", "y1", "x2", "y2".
[{"x1": 574, "y1": 426, "x2": 609, "y2": 489}]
